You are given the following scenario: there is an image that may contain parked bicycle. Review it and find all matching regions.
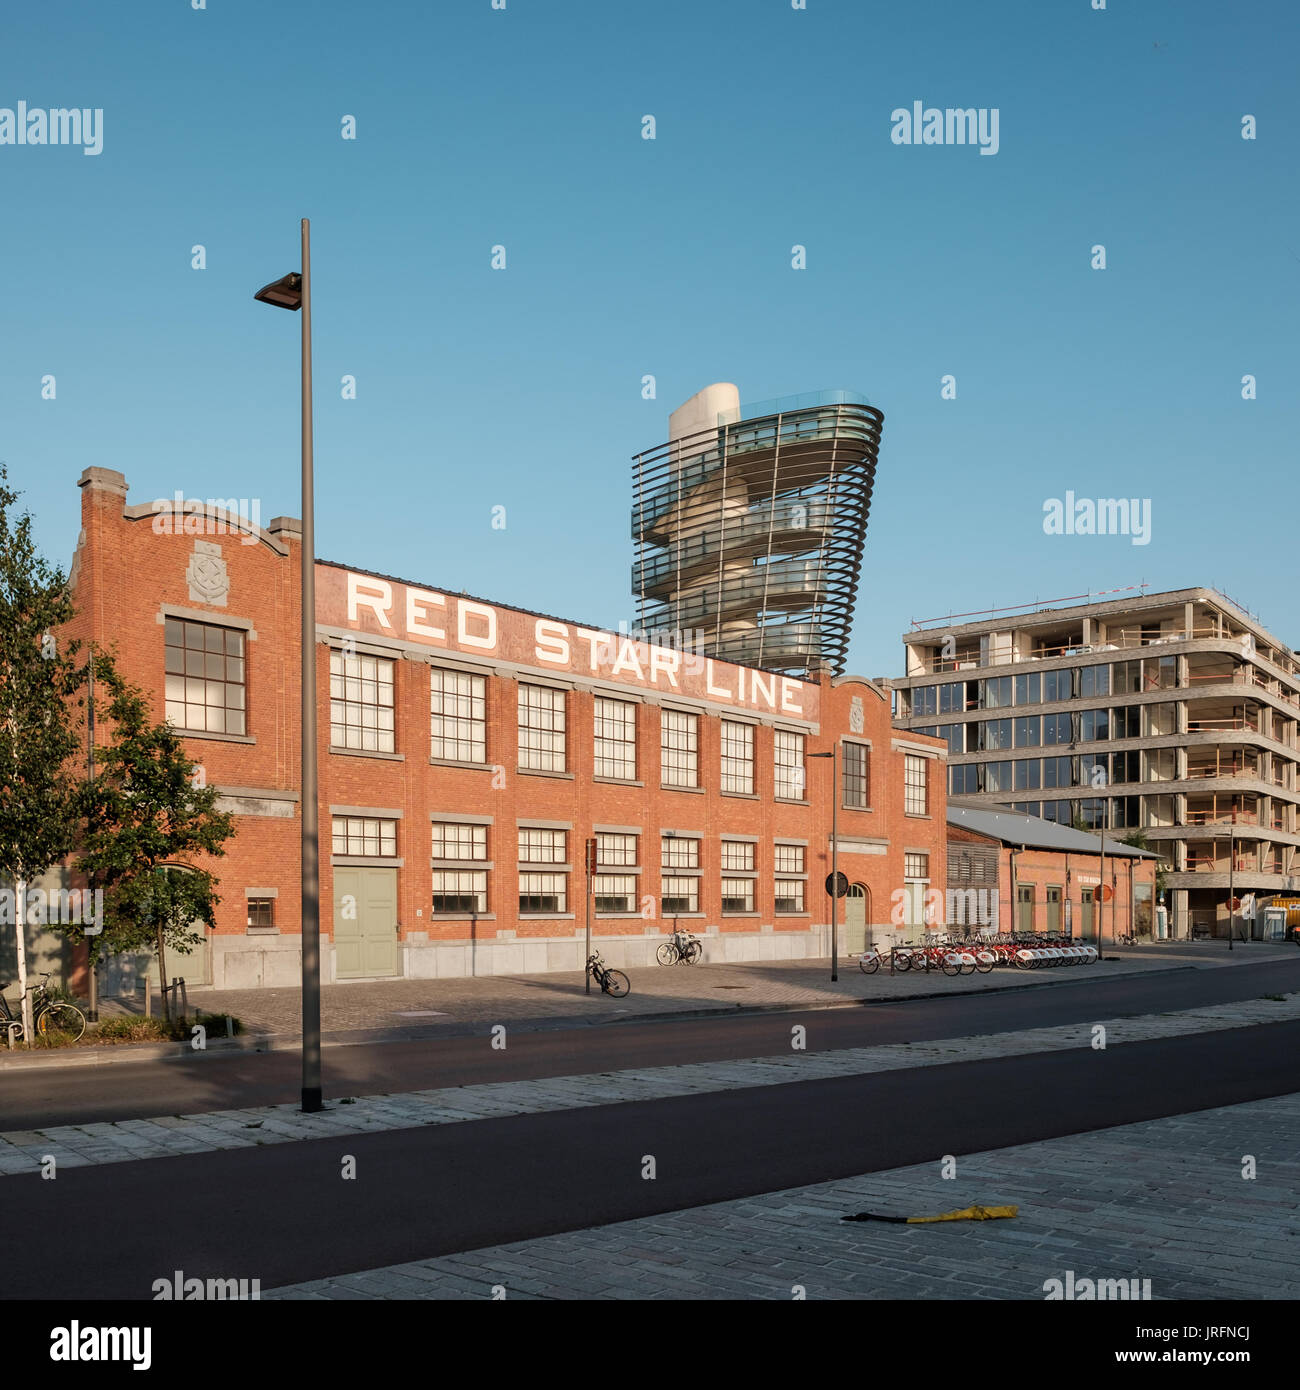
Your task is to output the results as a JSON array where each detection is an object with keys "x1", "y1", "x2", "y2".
[
  {"x1": 858, "y1": 945, "x2": 889, "y2": 974},
  {"x1": 586, "y1": 952, "x2": 630, "y2": 997},
  {"x1": 0, "y1": 972, "x2": 87, "y2": 1044},
  {"x1": 656, "y1": 928, "x2": 702, "y2": 966}
]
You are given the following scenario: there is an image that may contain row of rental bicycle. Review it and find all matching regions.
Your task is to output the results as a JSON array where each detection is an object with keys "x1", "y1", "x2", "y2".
[{"x1": 857, "y1": 932, "x2": 1100, "y2": 976}]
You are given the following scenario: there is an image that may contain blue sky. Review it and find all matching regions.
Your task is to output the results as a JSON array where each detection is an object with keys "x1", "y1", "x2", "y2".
[{"x1": 2, "y1": 0, "x2": 1297, "y2": 676}]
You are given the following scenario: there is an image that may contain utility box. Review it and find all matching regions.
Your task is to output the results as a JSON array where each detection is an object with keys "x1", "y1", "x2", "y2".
[{"x1": 1155, "y1": 904, "x2": 1169, "y2": 940}]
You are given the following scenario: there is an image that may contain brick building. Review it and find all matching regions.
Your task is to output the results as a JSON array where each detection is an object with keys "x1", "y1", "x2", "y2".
[
  {"x1": 946, "y1": 800, "x2": 1159, "y2": 942},
  {"x1": 62, "y1": 469, "x2": 947, "y2": 989}
]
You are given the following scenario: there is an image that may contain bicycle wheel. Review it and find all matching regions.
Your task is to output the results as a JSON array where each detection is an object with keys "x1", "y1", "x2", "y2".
[
  {"x1": 655, "y1": 943, "x2": 677, "y2": 967},
  {"x1": 859, "y1": 952, "x2": 880, "y2": 974},
  {"x1": 891, "y1": 950, "x2": 911, "y2": 972},
  {"x1": 682, "y1": 940, "x2": 702, "y2": 965},
  {"x1": 601, "y1": 969, "x2": 630, "y2": 998},
  {"x1": 942, "y1": 955, "x2": 962, "y2": 977},
  {"x1": 37, "y1": 1002, "x2": 86, "y2": 1043},
  {"x1": 974, "y1": 953, "x2": 994, "y2": 975}
]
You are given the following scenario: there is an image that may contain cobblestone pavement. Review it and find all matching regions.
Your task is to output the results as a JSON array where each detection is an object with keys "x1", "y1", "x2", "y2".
[
  {"x1": 264, "y1": 1090, "x2": 1300, "y2": 1300},
  {"x1": 3, "y1": 992, "x2": 1295, "y2": 1177},
  {"x1": 101, "y1": 941, "x2": 1299, "y2": 1041}
]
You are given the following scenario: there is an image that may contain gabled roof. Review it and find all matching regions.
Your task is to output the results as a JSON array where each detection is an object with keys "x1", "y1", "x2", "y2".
[{"x1": 946, "y1": 799, "x2": 1158, "y2": 857}]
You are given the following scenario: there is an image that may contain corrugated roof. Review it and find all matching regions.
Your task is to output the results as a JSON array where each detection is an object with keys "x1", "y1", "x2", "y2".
[{"x1": 946, "y1": 799, "x2": 1158, "y2": 857}]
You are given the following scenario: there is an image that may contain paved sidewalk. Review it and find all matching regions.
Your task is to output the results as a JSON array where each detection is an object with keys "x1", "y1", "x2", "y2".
[
  {"x1": 3, "y1": 991, "x2": 1295, "y2": 1177},
  {"x1": 101, "y1": 941, "x2": 1299, "y2": 1043},
  {"x1": 267, "y1": 1090, "x2": 1300, "y2": 1300}
]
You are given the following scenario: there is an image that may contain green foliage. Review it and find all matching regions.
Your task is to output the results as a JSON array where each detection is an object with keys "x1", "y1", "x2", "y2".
[
  {"x1": 73, "y1": 656, "x2": 236, "y2": 983},
  {"x1": 195, "y1": 1010, "x2": 242, "y2": 1036},
  {"x1": 20, "y1": 1027, "x2": 81, "y2": 1049},
  {"x1": 0, "y1": 465, "x2": 85, "y2": 884},
  {"x1": 94, "y1": 1011, "x2": 242, "y2": 1043},
  {"x1": 94, "y1": 1016, "x2": 172, "y2": 1043},
  {"x1": 1119, "y1": 827, "x2": 1169, "y2": 896}
]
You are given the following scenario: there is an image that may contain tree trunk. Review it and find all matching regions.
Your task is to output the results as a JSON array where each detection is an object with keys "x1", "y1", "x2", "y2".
[
  {"x1": 156, "y1": 924, "x2": 170, "y2": 1026},
  {"x1": 15, "y1": 876, "x2": 33, "y2": 1040}
]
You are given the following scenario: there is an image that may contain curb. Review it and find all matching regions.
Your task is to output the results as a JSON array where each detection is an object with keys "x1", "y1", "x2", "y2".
[{"x1": 0, "y1": 957, "x2": 1224, "y2": 1070}]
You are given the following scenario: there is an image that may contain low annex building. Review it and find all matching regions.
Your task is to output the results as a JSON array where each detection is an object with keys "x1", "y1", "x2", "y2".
[
  {"x1": 946, "y1": 799, "x2": 1159, "y2": 941},
  {"x1": 63, "y1": 470, "x2": 947, "y2": 989}
]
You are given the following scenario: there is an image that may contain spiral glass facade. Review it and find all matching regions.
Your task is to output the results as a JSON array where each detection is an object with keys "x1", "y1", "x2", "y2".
[{"x1": 632, "y1": 386, "x2": 883, "y2": 677}]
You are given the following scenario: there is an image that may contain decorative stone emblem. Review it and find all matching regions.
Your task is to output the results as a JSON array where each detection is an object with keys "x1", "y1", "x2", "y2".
[
  {"x1": 849, "y1": 696, "x2": 864, "y2": 734},
  {"x1": 186, "y1": 540, "x2": 229, "y2": 607}
]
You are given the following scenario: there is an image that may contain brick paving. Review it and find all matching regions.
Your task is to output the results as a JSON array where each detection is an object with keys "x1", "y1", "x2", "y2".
[
  {"x1": 267, "y1": 1091, "x2": 1300, "y2": 1300},
  {"x1": 100, "y1": 941, "x2": 1299, "y2": 1042},
  {"x1": 2, "y1": 991, "x2": 1295, "y2": 1176}
]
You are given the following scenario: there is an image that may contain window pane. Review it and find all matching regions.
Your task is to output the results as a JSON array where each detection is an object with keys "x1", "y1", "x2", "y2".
[
  {"x1": 720, "y1": 720, "x2": 755, "y2": 795},
  {"x1": 165, "y1": 619, "x2": 247, "y2": 735},
  {"x1": 431, "y1": 668, "x2": 487, "y2": 763},
  {"x1": 842, "y1": 742, "x2": 869, "y2": 808},
  {"x1": 775, "y1": 731, "x2": 805, "y2": 799},
  {"x1": 660, "y1": 709, "x2": 699, "y2": 788},
  {"x1": 518, "y1": 684, "x2": 566, "y2": 772},
  {"x1": 661, "y1": 836, "x2": 699, "y2": 869},
  {"x1": 593, "y1": 698, "x2": 637, "y2": 780}
]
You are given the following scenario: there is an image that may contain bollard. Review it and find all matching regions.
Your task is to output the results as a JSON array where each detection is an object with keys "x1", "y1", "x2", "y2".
[{"x1": 6, "y1": 1023, "x2": 22, "y2": 1050}]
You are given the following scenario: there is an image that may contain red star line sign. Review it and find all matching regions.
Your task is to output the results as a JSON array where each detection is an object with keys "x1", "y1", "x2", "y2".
[{"x1": 316, "y1": 565, "x2": 819, "y2": 720}]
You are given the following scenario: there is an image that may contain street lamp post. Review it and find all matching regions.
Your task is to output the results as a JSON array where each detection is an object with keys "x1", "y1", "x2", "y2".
[
  {"x1": 1098, "y1": 815, "x2": 1106, "y2": 953},
  {"x1": 254, "y1": 219, "x2": 321, "y2": 1114},
  {"x1": 810, "y1": 746, "x2": 839, "y2": 982},
  {"x1": 1228, "y1": 819, "x2": 1235, "y2": 953}
]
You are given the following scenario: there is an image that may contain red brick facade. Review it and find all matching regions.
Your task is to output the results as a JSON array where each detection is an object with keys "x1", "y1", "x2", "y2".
[
  {"x1": 66, "y1": 470, "x2": 947, "y2": 986},
  {"x1": 946, "y1": 823, "x2": 1158, "y2": 941}
]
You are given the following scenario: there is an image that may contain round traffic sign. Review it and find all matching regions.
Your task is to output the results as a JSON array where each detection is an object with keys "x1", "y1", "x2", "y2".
[
  {"x1": 1100, "y1": 884, "x2": 1114, "y2": 903},
  {"x1": 825, "y1": 871, "x2": 849, "y2": 899}
]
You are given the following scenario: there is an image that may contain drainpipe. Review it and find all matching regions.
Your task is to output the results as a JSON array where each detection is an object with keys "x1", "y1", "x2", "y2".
[
  {"x1": 1065, "y1": 851, "x2": 1072, "y2": 939},
  {"x1": 1009, "y1": 847, "x2": 1021, "y2": 934},
  {"x1": 1098, "y1": 821, "x2": 1107, "y2": 953}
]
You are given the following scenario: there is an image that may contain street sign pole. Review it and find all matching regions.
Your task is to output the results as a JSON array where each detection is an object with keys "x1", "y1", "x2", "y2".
[{"x1": 584, "y1": 836, "x2": 596, "y2": 993}]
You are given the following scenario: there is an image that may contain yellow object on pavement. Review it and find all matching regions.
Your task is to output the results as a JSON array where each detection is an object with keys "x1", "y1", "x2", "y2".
[
  {"x1": 843, "y1": 1203, "x2": 1018, "y2": 1224},
  {"x1": 908, "y1": 1204, "x2": 1018, "y2": 1223}
]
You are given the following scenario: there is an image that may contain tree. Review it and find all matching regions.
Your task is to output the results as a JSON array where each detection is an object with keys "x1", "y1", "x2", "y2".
[
  {"x1": 75, "y1": 656, "x2": 235, "y2": 1021},
  {"x1": 1120, "y1": 827, "x2": 1169, "y2": 898},
  {"x1": 0, "y1": 467, "x2": 85, "y2": 1039}
]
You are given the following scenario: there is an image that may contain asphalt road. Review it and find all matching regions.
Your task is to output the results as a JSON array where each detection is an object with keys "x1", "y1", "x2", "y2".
[
  {"x1": 5, "y1": 1020, "x2": 1298, "y2": 1300},
  {"x1": 3, "y1": 956, "x2": 1299, "y2": 1130}
]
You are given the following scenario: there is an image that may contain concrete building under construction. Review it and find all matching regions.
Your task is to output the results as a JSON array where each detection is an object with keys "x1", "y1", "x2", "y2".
[{"x1": 891, "y1": 586, "x2": 1300, "y2": 940}]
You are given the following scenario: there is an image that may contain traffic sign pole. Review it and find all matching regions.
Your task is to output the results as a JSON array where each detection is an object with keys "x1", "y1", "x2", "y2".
[{"x1": 584, "y1": 836, "x2": 596, "y2": 993}]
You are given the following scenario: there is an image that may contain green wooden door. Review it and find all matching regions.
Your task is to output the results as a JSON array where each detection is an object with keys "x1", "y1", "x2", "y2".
[
  {"x1": 334, "y1": 867, "x2": 399, "y2": 979},
  {"x1": 1046, "y1": 886, "x2": 1062, "y2": 934},
  {"x1": 1079, "y1": 887, "x2": 1095, "y2": 941}
]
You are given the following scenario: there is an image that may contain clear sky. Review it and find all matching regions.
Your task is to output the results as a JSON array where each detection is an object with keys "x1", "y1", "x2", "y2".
[{"x1": 2, "y1": 0, "x2": 1296, "y2": 677}]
